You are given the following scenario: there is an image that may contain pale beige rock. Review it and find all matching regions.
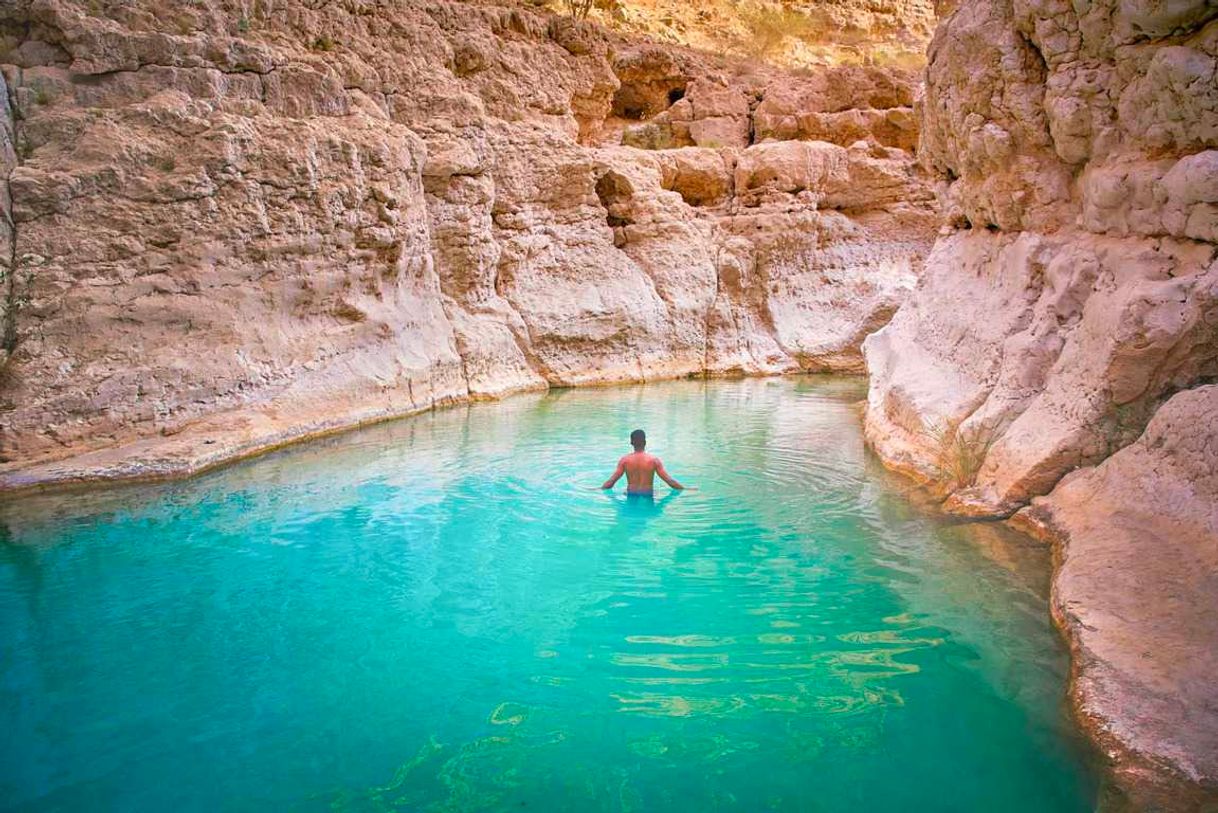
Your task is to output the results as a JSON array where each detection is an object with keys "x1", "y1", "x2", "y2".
[
  {"x1": 753, "y1": 65, "x2": 919, "y2": 150},
  {"x1": 867, "y1": 230, "x2": 1218, "y2": 514},
  {"x1": 735, "y1": 140, "x2": 850, "y2": 203},
  {"x1": 917, "y1": 0, "x2": 1074, "y2": 231},
  {"x1": 655, "y1": 147, "x2": 732, "y2": 207},
  {"x1": 687, "y1": 116, "x2": 749, "y2": 149},
  {"x1": 1017, "y1": 385, "x2": 1218, "y2": 805},
  {"x1": 733, "y1": 139, "x2": 930, "y2": 210},
  {"x1": 612, "y1": 58, "x2": 925, "y2": 154},
  {"x1": 1080, "y1": 151, "x2": 1218, "y2": 243},
  {"x1": 0, "y1": 0, "x2": 936, "y2": 479}
]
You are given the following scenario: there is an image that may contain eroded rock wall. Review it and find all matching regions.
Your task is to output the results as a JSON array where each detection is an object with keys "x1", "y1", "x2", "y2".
[
  {"x1": 612, "y1": 48, "x2": 921, "y2": 152},
  {"x1": 0, "y1": 0, "x2": 934, "y2": 480},
  {"x1": 863, "y1": 0, "x2": 1218, "y2": 800}
]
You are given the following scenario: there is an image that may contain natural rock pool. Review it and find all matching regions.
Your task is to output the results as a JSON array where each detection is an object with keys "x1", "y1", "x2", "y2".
[{"x1": 0, "y1": 378, "x2": 1098, "y2": 811}]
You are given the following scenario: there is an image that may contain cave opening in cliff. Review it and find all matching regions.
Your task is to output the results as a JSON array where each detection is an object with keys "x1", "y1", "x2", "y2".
[{"x1": 611, "y1": 79, "x2": 688, "y2": 121}]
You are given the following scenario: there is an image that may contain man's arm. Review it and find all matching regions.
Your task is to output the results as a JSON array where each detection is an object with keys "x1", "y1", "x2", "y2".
[
  {"x1": 601, "y1": 458, "x2": 627, "y2": 490},
  {"x1": 654, "y1": 458, "x2": 684, "y2": 490}
]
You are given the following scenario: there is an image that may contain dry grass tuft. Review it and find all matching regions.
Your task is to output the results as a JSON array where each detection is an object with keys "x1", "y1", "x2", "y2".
[
  {"x1": 921, "y1": 420, "x2": 1000, "y2": 491},
  {"x1": 561, "y1": 0, "x2": 595, "y2": 19}
]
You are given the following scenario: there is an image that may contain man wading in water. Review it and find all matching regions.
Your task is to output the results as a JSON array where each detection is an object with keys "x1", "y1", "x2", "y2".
[{"x1": 600, "y1": 429, "x2": 688, "y2": 495}]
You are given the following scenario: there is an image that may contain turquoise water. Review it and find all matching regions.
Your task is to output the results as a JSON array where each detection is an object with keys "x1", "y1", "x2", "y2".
[{"x1": 0, "y1": 378, "x2": 1097, "y2": 812}]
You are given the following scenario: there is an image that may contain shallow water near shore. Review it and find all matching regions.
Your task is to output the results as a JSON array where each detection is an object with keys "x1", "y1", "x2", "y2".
[{"x1": 0, "y1": 377, "x2": 1098, "y2": 811}]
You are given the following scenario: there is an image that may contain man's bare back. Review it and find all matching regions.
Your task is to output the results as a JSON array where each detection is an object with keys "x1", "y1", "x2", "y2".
[{"x1": 600, "y1": 429, "x2": 685, "y2": 494}]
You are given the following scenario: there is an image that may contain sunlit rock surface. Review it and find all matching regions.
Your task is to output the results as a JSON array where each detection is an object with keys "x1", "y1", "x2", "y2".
[
  {"x1": 600, "y1": 0, "x2": 937, "y2": 70},
  {"x1": 0, "y1": 0, "x2": 934, "y2": 480},
  {"x1": 863, "y1": 0, "x2": 1218, "y2": 801}
]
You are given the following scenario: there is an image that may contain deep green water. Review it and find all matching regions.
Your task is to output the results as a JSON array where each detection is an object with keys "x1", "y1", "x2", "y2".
[{"x1": 0, "y1": 378, "x2": 1098, "y2": 812}]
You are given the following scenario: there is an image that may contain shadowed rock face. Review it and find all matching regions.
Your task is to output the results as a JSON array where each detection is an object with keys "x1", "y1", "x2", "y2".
[
  {"x1": 0, "y1": 0, "x2": 935, "y2": 479},
  {"x1": 863, "y1": 0, "x2": 1218, "y2": 803}
]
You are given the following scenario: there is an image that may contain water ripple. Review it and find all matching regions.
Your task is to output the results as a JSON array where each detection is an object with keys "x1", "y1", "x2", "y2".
[{"x1": 0, "y1": 377, "x2": 1097, "y2": 813}]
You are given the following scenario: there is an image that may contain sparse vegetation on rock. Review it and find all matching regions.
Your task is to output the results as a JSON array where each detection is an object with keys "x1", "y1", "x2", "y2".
[
  {"x1": 561, "y1": 0, "x2": 594, "y2": 20},
  {"x1": 921, "y1": 419, "x2": 998, "y2": 491}
]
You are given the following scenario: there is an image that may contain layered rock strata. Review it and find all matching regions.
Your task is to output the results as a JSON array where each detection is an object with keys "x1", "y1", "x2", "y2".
[
  {"x1": 0, "y1": 0, "x2": 934, "y2": 486},
  {"x1": 612, "y1": 46, "x2": 920, "y2": 152},
  {"x1": 863, "y1": 0, "x2": 1218, "y2": 803}
]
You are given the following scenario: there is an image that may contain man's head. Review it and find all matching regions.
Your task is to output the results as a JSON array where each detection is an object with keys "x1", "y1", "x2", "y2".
[{"x1": 630, "y1": 429, "x2": 646, "y2": 450}]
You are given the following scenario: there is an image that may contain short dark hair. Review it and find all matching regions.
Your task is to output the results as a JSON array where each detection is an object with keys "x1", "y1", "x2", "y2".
[{"x1": 630, "y1": 429, "x2": 646, "y2": 449}]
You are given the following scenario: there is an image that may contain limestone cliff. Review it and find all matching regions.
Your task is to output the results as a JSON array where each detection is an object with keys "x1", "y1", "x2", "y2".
[
  {"x1": 584, "y1": 0, "x2": 937, "y2": 70},
  {"x1": 862, "y1": 0, "x2": 1218, "y2": 803},
  {"x1": 0, "y1": 0, "x2": 934, "y2": 485}
]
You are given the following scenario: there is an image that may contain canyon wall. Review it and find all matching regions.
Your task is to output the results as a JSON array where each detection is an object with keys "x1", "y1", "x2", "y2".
[
  {"x1": 0, "y1": 0, "x2": 934, "y2": 485},
  {"x1": 863, "y1": 0, "x2": 1218, "y2": 802},
  {"x1": 2, "y1": 0, "x2": 1216, "y2": 805}
]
